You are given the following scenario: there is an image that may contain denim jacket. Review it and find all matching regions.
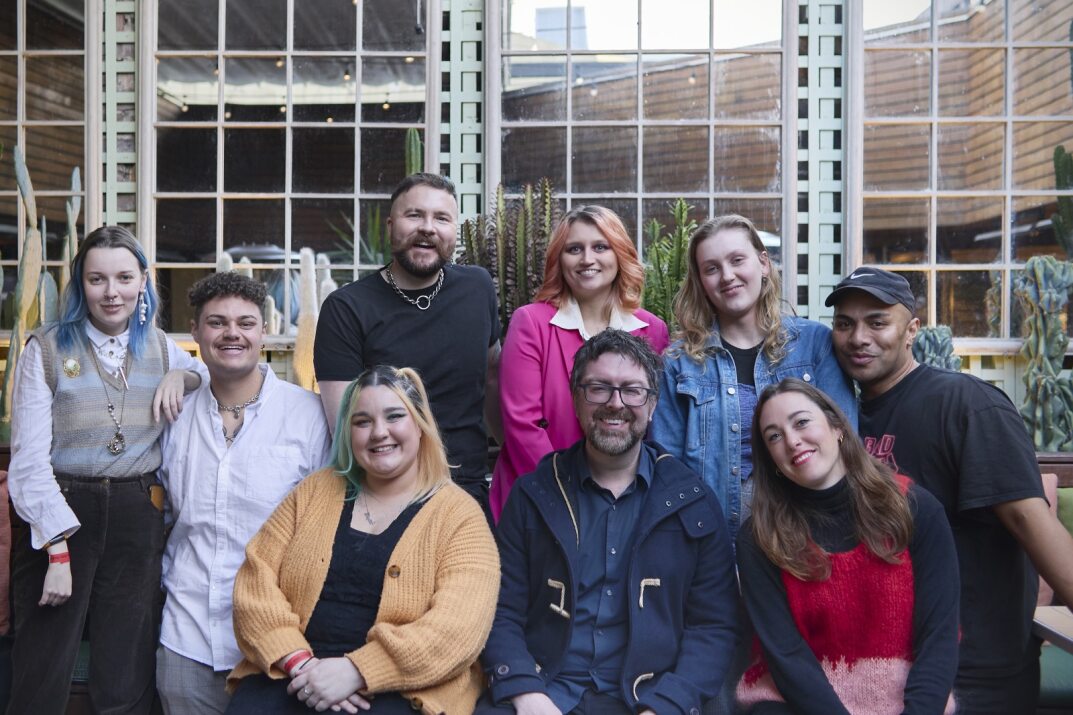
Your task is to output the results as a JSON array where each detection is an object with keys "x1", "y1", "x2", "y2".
[{"x1": 650, "y1": 316, "x2": 858, "y2": 542}]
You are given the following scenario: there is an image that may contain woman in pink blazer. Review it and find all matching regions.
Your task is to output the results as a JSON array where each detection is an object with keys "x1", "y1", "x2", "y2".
[{"x1": 489, "y1": 206, "x2": 670, "y2": 520}]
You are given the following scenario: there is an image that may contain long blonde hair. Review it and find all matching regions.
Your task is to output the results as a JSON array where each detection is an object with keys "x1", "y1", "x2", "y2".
[{"x1": 671, "y1": 214, "x2": 787, "y2": 363}]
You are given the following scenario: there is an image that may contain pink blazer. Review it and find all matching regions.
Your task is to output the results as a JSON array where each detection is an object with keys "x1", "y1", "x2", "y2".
[{"x1": 489, "y1": 302, "x2": 670, "y2": 520}]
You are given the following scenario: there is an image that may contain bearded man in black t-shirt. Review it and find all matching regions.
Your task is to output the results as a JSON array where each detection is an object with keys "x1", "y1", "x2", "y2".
[{"x1": 826, "y1": 267, "x2": 1073, "y2": 714}]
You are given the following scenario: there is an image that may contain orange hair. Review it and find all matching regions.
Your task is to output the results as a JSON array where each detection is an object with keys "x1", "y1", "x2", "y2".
[{"x1": 534, "y1": 205, "x2": 644, "y2": 313}]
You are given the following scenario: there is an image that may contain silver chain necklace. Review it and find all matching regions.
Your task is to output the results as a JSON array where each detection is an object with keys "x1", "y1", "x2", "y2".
[
  {"x1": 217, "y1": 391, "x2": 261, "y2": 419},
  {"x1": 384, "y1": 266, "x2": 444, "y2": 311},
  {"x1": 88, "y1": 350, "x2": 127, "y2": 455}
]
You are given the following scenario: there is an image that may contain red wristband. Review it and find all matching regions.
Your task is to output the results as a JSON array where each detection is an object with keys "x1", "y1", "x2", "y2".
[
  {"x1": 283, "y1": 650, "x2": 312, "y2": 676},
  {"x1": 48, "y1": 552, "x2": 71, "y2": 564}
]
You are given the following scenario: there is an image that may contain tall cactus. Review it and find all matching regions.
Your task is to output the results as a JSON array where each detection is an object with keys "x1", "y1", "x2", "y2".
[
  {"x1": 59, "y1": 167, "x2": 81, "y2": 296},
  {"x1": 292, "y1": 248, "x2": 318, "y2": 390},
  {"x1": 642, "y1": 198, "x2": 696, "y2": 332},
  {"x1": 912, "y1": 325, "x2": 961, "y2": 371},
  {"x1": 1013, "y1": 255, "x2": 1073, "y2": 450},
  {"x1": 404, "y1": 127, "x2": 423, "y2": 176}
]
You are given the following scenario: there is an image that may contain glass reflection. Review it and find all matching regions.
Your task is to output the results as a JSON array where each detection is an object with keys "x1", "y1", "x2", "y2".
[
  {"x1": 157, "y1": 57, "x2": 218, "y2": 122},
  {"x1": 1012, "y1": 196, "x2": 1070, "y2": 262},
  {"x1": 864, "y1": 124, "x2": 930, "y2": 191},
  {"x1": 572, "y1": 127, "x2": 637, "y2": 193},
  {"x1": 224, "y1": 129, "x2": 285, "y2": 192},
  {"x1": 897, "y1": 270, "x2": 928, "y2": 320},
  {"x1": 938, "y1": 49, "x2": 1003, "y2": 117},
  {"x1": 26, "y1": 56, "x2": 84, "y2": 121},
  {"x1": 225, "y1": 58, "x2": 287, "y2": 122},
  {"x1": 34, "y1": 195, "x2": 85, "y2": 261},
  {"x1": 937, "y1": 271, "x2": 994, "y2": 337},
  {"x1": 358, "y1": 199, "x2": 393, "y2": 265},
  {"x1": 293, "y1": 129, "x2": 355, "y2": 194},
  {"x1": 159, "y1": 0, "x2": 218, "y2": 51},
  {"x1": 937, "y1": 198, "x2": 1002, "y2": 264},
  {"x1": 293, "y1": 57, "x2": 356, "y2": 122},
  {"x1": 714, "y1": 0, "x2": 782, "y2": 50},
  {"x1": 156, "y1": 199, "x2": 216, "y2": 262},
  {"x1": 505, "y1": 1, "x2": 567, "y2": 51},
  {"x1": 502, "y1": 127, "x2": 566, "y2": 192},
  {"x1": 713, "y1": 199, "x2": 782, "y2": 243},
  {"x1": 642, "y1": 0, "x2": 708, "y2": 50},
  {"x1": 503, "y1": 55, "x2": 566, "y2": 121},
  {"x1": 572, "y1": 55, "x2": 636, "y2": 120},
  {"x1": 583, "y1": 198, "x2": 639, "y2": 243},
  {"x1": 157, "y1": 128, "x2": 217, "y2": 192},
  {"x1": 27, "y1": 0, "x2": 83, "y2": 49},
  {"x1": 643, "y1": 55, "x2": 707, "y2": 120},
  {"x1": 713, "y1": 53, "x2": 781, "y2": 120},
  {"x1": 23, "y1": 126, "x2": 84, "y2": 192},
  {"x1": 224, "y1": 199, "x2": 285, "y2": 250},
  {"x1": 713, "y1": 127, "x2": 781, "y2": 193},
  {"x1": 361, "y1": 57, "x2": 426, "y2": 123},
  {"x1": 1014, "y1": 121, "x2": 1073, "y2": 190},
  {"x1": 292, "y1": 199, "x2": 354, "y2": 256},
  {"x1": 1014, "y1": 49, "x2": 1073, "y2": 117},
  {"x1": 0, "y1": 0, "x2": 15, "y2": 51},
  {"x1": 0, "y1": 125, "x2": 13, "y2": 193},
  {"x1": 295, "y1": 0, "x2": 356, "y2": 51},
  {"x1": 363, "y1": 0, "x2": 425, "y2": 51},
  {"x1": 0, "y1": 57, "x2": 15, "y2": 119},
  {"x1": 156, "y1": 268, "x2": 214, "y2": 332},
  {"x1": 865, "y1": 51, "x2": 929, "y2": 117},
  {"x1": 862, "y1": 198, "x2": 928, "y2": 264},
  {"x1": 939, "y1": 0, "x2": 1004, "y2": 42},
  {"x1": 863, "y1": 0, "x2": 931, "y2": 44},
  {"x1": 1012, "y1": 0, "x2": 1073, "y2": 42},
  {"x1": 361, "y1": 128, "x2": 419, "y2": 193},
  {"x1": 226, "y1": 0, "x2": 286, "y2": 50},
  {"x1": 644, "y1": 126, "x2": 708, "y2": 193},
  {"x1": 938, "y1": 123, "x2": 1004, "y2": 191}
]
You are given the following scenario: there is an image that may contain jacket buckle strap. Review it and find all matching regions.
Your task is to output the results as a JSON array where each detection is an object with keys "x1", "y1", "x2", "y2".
[
  {"x1": 632, "y1": 672, "x2": 654, "y2": 701},
  {"x1": 638, "y1": 578, "x2": 661, "y2": 608},
  {"x1": 547, "y1": 578, "x2": 570, "y2": 619}
]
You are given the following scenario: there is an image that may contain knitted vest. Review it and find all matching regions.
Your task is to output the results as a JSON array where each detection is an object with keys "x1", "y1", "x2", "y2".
[{"x1": 34, "y1": 325, "x2": 170, "y2": 478}]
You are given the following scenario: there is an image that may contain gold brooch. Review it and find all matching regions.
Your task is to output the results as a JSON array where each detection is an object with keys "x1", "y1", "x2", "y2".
[{"x1": 62, "y1": 358, "x2": 80, "y2": 378}]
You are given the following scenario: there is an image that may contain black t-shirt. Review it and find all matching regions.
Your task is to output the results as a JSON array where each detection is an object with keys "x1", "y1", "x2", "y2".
[
  {"x1": 313, "y1": 264, "x2": 499, "y2": 484},
  {"x1": 722, "y1": 340, "x2": 761, "y2": 387},
  {"x1": 858, "y1": 364, "x2": 1044, "y2": 677}
]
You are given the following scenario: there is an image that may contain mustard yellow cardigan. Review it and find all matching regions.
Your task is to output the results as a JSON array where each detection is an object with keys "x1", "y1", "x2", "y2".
[{"x1": 227, "y1": 468, "x2": 500, "y2": 714}]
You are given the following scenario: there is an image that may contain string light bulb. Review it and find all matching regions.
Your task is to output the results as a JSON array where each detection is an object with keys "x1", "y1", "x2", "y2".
[{"x1": 343, "y1": 66, "x2": 351, "y2": 81}]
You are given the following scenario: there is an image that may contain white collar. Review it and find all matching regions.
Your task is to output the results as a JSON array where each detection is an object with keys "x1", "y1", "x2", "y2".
[
  {"x1": 549, "y1": 296, "x2": 648, "y2": 341},
  {"x1": 85, "y1": 322, "x2": 130, "y2": 350}
]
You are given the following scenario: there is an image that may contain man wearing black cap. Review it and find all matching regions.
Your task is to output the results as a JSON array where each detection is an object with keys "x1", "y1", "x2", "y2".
[{"x1": 827, "y1": 266, "x2": 1073, "y2": 714}]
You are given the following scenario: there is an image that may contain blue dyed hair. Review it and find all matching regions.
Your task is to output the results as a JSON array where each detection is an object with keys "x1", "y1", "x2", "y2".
[{"x1": 56, "y1": 226, "x2": 159, "y2": 357}]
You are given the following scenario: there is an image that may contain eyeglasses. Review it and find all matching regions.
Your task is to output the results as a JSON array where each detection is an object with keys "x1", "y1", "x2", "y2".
[{"x1": 578, "y1": 383, "x2": 654, "y2": 407}]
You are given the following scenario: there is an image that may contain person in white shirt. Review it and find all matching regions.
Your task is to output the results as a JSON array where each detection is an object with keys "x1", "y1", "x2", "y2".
[{"x1": 156, "y1": 272, "x2": 331, "y2": 715}]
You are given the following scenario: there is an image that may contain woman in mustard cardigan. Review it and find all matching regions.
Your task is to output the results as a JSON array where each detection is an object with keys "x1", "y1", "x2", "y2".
[{"x1": 226, "y1": 366, "x2": 500, "y2": 714}]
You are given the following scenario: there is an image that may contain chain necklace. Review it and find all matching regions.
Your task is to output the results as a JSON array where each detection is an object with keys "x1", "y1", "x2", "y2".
[
  {"x1": 216, "y1": 374, "x2": 265, "y2": 419},
  {"x1": 384, "y1": 266, "x2": 444, "y2": 311},
  {"x1": 359, "y1": 489, "x2": 412, "y2": 529},
  {"x1": 88, "y1": 349, "x2": 127, "y2": 456}
]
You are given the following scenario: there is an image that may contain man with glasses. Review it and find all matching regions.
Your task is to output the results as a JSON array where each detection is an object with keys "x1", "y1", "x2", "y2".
[{"x1": 479, "y1": 329, "x2": 737, "y2": 715}]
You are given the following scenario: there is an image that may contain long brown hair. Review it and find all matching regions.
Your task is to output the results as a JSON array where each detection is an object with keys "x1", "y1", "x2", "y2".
[
  {"x1": 534, "y1": 205, "x2": 644, "y2": 313},
  {"x1": 749, "y1": 378, "x2": 913, "y2": 581},
  {"x1": 671, "y1": 214, "x2": 786, "y2": 363}
]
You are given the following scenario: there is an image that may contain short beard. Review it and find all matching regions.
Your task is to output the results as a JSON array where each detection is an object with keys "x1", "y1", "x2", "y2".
[
  {"x1": 586, "y1": 407, "x2": 645, "y2": 457},
  {"x1": 392, "y1": 248, "x2": 448, "y2": 280}
]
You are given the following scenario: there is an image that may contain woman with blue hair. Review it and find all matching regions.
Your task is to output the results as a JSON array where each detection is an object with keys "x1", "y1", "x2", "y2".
[{"x1": 7, "y1": 225, "x2": 204, "y2": 713}]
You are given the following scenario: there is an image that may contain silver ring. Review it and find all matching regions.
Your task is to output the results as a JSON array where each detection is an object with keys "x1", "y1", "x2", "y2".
[{"x1": 302, "y1": 686, "x2": 311, "y2": 696}]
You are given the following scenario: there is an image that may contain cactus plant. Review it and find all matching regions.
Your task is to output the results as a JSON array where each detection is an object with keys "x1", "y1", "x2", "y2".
[
  {"x1": 1013, "y1": 255, "x2": 1073, "y2": 451},
  {"x1": 458, "y1": 179, "x2": 560, "y2": 336},
  {"x1": 912, "y1": 325, "x2": 961, "y2": 371},
  {"x1": 404, "y1": 127, "x2": 423, "y2": 176},
  {"x1": 1055, "y1": 145, "x2": 1073, "y2": 259},
  {"x1": 642, "y1": 199, "x2": 696, "y2": 332},
  {"x1": 235, "y1": 256, "x2": 253, "y2": 278},
  {"x1": 316, "y1": 252, "x2": 338, "y2": 307},
  {"x1": 292, "y1": 248, "x2": 318, "y2": 390}
]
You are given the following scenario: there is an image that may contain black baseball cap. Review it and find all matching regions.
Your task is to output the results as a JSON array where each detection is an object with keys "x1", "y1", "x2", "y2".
[{"x1": 824, "y1": 267, "x2": 916, "y2": 314}]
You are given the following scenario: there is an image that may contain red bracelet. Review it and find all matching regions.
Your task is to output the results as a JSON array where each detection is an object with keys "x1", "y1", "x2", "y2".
[
  {"x1": 48, "y1": 552, "x2": 71, "y2": 564},
  {"x1": 283, "y1": 650, "x2": 312, "y2": 676}
]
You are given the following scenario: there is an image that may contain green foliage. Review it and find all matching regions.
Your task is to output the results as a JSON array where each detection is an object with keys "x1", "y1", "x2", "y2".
[
  {"x1": 459, "y1": 179, "x2": 560, "y2": 336},
  {"x1": 328, "y1": 204, "x2": 389, "y2": 265},
  {"x1": 405, "y1": 127, "x2": 423, "y2": 176},
  {"x1": 1013, "y1": 255, "x2": 1073, "y2": 451},
  {"x1": 641, "y1": 199, "x2": 696, "y2": 332},
  {"x1": 912, "y1": 325, "x2": 961, "y2": 371}
]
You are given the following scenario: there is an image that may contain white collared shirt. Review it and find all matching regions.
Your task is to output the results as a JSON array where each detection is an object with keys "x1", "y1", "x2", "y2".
[
  {"x1": 548, "y1": 296, "x2": 649, "y2": 340},
  {"x1": 158, "y1": 366, "x2": 332, "y2": 670}
]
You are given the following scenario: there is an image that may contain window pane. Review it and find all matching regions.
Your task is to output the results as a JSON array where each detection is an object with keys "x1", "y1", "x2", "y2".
[
  {"x1": 502, "y1": 126, "x2": 566, "y2": 192},
  {"x1": 358, "y1": 199, "x2": 392, "y2": 265},
  {"x1": 157, "y1": 128, "x2": 217, "y2": 192},
  {"x1": 0, "y1": 194, "x2": 17, "y2": 261},
  {"x1": 1013, "y1": 121, "x2": 1073, "y2": 190},
  {"x1": 293, "y1": 128, "x2": 354, "y2": 193},
  {"x1": 1014, "y1": 49, "x2": 1073, "y2": 118},
  {"x1": 0, "y1": 0, "x2": 15, "y2": 50},
  {"x1": 292, "y1": 198, "x2": 354, "y2": 256},
  {"x1": 713, "y1": 198, "x2": 782, "y2": 239},
  {"x1": 0, "y1": 125, "x2": 14, "y2": 191},
  {"x1": 864, "y1": 123, "x2": 930, "y2": 191},
  {"x1": 361, "y1": 57, "x2": 426, "y2": 123},
  {"x1": 1012, "y1": 0, "x2": 1073, "y2": 42},
  {"x1": 159, "y1": 0, "x2": 218, "y2": 50},
  {"x1": 26, "y1": 55, "x2": 84, "y2": 120},
  {"x1": 713, "y1": 126, "x2": 781, "y2": 193},
  {"x1": 572, "y1": 126, "x2": 637, "y2": 193},
  {"x1": 224, "y1": 129, "x2": 285, "y2": 192},
  {"x1": 714, "y1": 0, "x2": 782, "y2": 50},
  {"x1": 156, "y1": 267, "x2": 213, "y2": 332},
  {"x1": 713, "y1": 53, "x2": 781, "y2": 120},
  {"x1": 27, "y1": 0, "x2": 83, "y2": 49},
  {"x1": 863, "y1": 198, "x2": 928, "y2": 264},
  {"x1": 0, "y1": 56, "x2": 15, "y2": 119},
  {"x1": 294, "y1": 0, "x2": 356, "y2": 51},
  {"x1": 570, "y1": 0, "x2": 638, "y2": 51},
  {"x1": 505, "y1": 1, "x2": 567, "y2": 51},
  {"x1": 24, "y1": 126, "x2": 84, "y2": 192},
  {"x1": 583, "y1": 198, "x2": 639, "y2": 243},
  {"x1": 226, "y1": 0, "x2": 285, "y2": 50},
  {"x1": 938, "y1": 49, "x2": 1003, "y2": 117},
  {"x1": 157, "y1": 57, "x2": 219, "y2": 122},
  {"x1": 223, "y1": 199, "x2": 285, "y2": 250},
  {"x1": 293, "y1": 57, "x2": 356, "y2": 123},
  {"x1": 897, "y1": 270, "x2": 928, "y2": 320},
  {"x1": 642, "y1": 0, "x2": 708, "y2": 50},
  {"x1": 937, "y1": 198, "x2": 1002, "y2": 264},
  {"x1": 643, "y1": 55, "x2": 707, "y2": 120},
  {"x1": 363, "y1": 0, "x2": 425, "y2": 51},
  {"x1": 573, "y1": 55, "x2": 636, "y2": 120},
  {"x1": 225, "y1": 58, "x2": 287, "y2": 122},
  {"x1": 864, "y1": 0, "x2": 931, "y2": 44},
  {"x1": 643, "y1": 126, "x2": 708, "y2": 193},
  {"x1": 503, "y1": 55, "x2": 566, "y2": 121},
  {"x1": 1012, "y1": 196, "x2": 1071, "y2": 262},
  {"x1": 937, "y1": 271, "x2": 995, "y2": 337},
  {"x1": 938, "y1": 123, "x2": 1004, "y2": 191},
  {"x1": 360, "y1": 128, "x2": 418, "y2": 193},
  {"x1": 641, "y1": 198, "x2": 707, "y2": 251},
  {"x1": 35, "y1": 195, "x2": 84, "y2": 260},
  {"x1": 864, "y1": 51, "x2": 929, "y2": 117},
  {"x1": 938, "y1": 0, "x2": 1004, "y2": 42},
  {"x1": 156, "y1": 199, "x2": 216, "y2": 262}
]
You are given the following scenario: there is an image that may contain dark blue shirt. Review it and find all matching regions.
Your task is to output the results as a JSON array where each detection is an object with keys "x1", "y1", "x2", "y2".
[{"x1": 546, "y1": 445, "x2": 655, "y2": 711}]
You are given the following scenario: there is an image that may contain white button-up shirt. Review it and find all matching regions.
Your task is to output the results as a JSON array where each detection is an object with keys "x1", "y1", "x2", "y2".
[
  {"x1": 158, "y1": 366, "x2": 332, "y2": 670},
  {"x1": 548, "y1": 296, "x2": 649, "y2": 340}
]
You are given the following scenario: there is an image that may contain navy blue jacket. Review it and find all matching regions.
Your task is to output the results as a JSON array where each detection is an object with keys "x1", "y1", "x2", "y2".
[{"x1": 482, "y1": 440, "x2": 738, "y2": 715}]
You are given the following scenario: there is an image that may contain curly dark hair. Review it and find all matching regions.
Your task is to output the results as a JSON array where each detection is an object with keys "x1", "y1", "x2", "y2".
[
  {"x1": 570, "y1": 328, "x2": 662, "y2": 398},
  {"x1": 188, "y1": 272, "x2": 267, "y2": 320}
]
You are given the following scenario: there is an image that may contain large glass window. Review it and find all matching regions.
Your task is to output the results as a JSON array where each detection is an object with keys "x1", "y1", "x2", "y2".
[
  {"x1": 0, "y1": 0, "x2": 88, "y2": 328},
  {"x1": 153, "y1": 0, "x2": 434, "y2": 331},
  {"x1": 859, "y1": 0, "x2": 1073, "y2": 340},
  {"x1": 497, "y1": 0, "x2": 786, "y2": 257}
]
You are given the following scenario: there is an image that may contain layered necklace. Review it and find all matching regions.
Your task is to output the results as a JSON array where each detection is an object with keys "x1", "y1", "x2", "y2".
[
  {"x1": 88, "y1": 349, "x2": 128, "y2": 456},
  {"x1": 384, "y1": 266, "x2": 444, "y2": 311},
  {"x1": 216, "y1": 374, "x2": 265, "y2": 446}
]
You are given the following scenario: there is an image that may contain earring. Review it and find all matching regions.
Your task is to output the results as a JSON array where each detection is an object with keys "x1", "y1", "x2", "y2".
[
  {"x1": 838, "y1": 433, "x2": 845, "y2": 444},
  {"x1": 138, "y1": 290, "x2": 148, "y2": 325}
]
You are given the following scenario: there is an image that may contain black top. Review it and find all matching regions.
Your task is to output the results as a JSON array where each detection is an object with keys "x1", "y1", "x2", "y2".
[
  {"x1": 736, "y1": 478, "x2": 960, "y2": 715},
  {"x1": 722, "y1": 340, "x2": 761, "y2": 387},
  {"x1": 313, "y1": 264, "x2": 499, "y2": 483},
  {"x1": 859, "y1": 364, "x2": 1043, "y2": 677},
  {"x1": 304, "y1": 498, "x2": 425, "y2": 658}
]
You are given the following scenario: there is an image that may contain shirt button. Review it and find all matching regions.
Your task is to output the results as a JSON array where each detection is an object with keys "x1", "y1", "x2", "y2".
[
  {"x1": 727, "y1": 387, "x2": 736, "y2": 395},
  {"x1": 610, "y1": 547, "x2": 616, "y2": 555},
  {"x1": 538, "y1": 418, "x2": 549, "y2": 428},
  {"x1": 731, "y1": 423, "x2": 739, "y2": 433},
  {"x1": 387, "y1": 565, "x2": 401, "y2": 578},
  {"x1": 410, "y1": 697, "x2": 423, "y2": 710},
  {"x1": 665, "y1": 500, "x2": 672, "y2": 507},
  {"x1": 803, "y1": 373, "x2": 812, "y2": 382},
  {"x1": 693, "y1": 486, "x2": 700, "y2": 492},
  {"x1": 732, "y1": 467, "x2": 740, "y2": 475},
  {"x1": 698, "y1": 521, "x2": 704, "y2": 528},
  {"x1": 597, "y1": 630, "x2": 604, "y2": 636},
  {"x1": 606, "y1": 589, "x2": 613, "y2": 596},
  {"x1": 496, "y1": 664, "x2": 510, "y2": 676}
]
